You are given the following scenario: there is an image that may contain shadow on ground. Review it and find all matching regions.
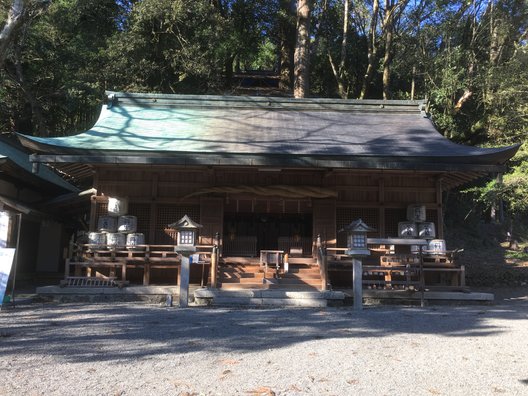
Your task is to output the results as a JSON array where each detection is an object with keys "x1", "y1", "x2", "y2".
[{"x1": 1, "y1": 295, "x2": 527, "y2": 364}]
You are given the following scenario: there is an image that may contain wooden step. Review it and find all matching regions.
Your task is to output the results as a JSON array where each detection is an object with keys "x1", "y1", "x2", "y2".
[
  {"x1": 222, "y1": 277, "x2": 264, "y2": 284},
  {"x1": 281, "y1": 273, "x2": 321, "y2": 280},
  {"x1": 267, "y1": 283, "x2": 320, "y2": 290},
  {"x1": 220, "y1": 272, "x2": 264, "y2": 279},
  {"x1": 274, "y1": 278, "x2": 322, "y2": 286},
  {"x1": 287, "y1": 257, "x2": 318, "y2": 265},
  {"x1": 285, "y1": 268, "x2": 320, "y2": 273}
]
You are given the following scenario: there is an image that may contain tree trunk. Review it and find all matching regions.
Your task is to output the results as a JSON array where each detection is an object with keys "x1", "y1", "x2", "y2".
[
  {"x1": 0, "y1": 0, "x2": 26, "y2": 69},
  {"x1": 13, "y1": 39, "x2": 46, "y2": 135},
  {"x1": 382, "y1": 0, "x2": 396, "y2": 99},
  {"x1": 224, "y1": 55, "x2": 235, "y2": 90},
  {"x1": 293, "y1": 0, "x2": 312, "y2": 98},
  {"x1": 328, "y1": 0, "x2": 349, "y2": 99},
  {"x1": 359, "y1": 0, "x2": 379, "y2": 99},
  {"x1": 279, "y1": 1, "x2": 295, "y2": 92}
]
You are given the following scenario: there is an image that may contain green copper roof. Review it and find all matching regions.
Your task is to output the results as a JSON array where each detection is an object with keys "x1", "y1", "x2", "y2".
[{"x1": 17, "y1": 92, "x2": 519, "y2": 170}]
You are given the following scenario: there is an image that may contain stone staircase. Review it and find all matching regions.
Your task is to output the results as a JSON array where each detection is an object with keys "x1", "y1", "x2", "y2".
[{"x1": 217, "y1": 256, "x2": 322, "y2": 290}]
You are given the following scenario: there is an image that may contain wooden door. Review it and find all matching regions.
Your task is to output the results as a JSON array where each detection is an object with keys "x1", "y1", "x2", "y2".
[{"x1": 199, "y1": 197, "x2": 224, "y2": 247}]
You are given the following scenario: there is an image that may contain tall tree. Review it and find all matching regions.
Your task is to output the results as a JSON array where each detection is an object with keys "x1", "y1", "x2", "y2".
[
  {"x1": 359, "y1": 0, "x2": 380, "y2": 99},
  {"x1": 293, "y1": 0, "x2": 312, "y2": 98},
  {"x1": 0, "y1": 0, "x2": 48, "y2": 69},
  {"x1": 381, "y1": 0, "x2": 409, "y2": 99},
  {"x1": 327, "y1": 0, "x2": 350, "y2": 98},
  {"x1": 278, "y1": 0, "x2": 295, "y2": 91}
]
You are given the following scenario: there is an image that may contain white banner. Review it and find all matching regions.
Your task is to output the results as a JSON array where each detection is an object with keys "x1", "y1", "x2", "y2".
[
  {"x1": 0, "y1": 248, "x2": 16, "y2": 306},
  {"x1": 0, "y1": 211, "x2": 10, "y2": 248}
]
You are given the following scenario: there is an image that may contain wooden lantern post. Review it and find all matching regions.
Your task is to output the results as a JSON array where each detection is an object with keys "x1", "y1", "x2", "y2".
[
  {"x1": 340, "y1": 219, "x2": 375, "y2": 310},
  {"x1": 167, "y1": 215, "x2": 202, "y2": 308}
]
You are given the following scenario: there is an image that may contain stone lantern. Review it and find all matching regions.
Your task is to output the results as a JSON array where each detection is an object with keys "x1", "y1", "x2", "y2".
[{"x1": 167, "y1": 215, "x2": 202, "y2": 307}]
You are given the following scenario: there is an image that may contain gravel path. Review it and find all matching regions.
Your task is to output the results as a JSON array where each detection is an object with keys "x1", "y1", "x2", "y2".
[{"x1": 1, "y1": 292, "x2": 527, "y2": 396}]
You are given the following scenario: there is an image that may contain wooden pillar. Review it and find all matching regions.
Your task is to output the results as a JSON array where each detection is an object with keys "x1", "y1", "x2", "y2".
[
  {"x1": 143, "y1": 263, "x2": 150, "y2": 285},
  {"x1": 149, "y1": 202, "x2": 157, "y2": 244},
  {"x1": 321, "y1": 250, "x2": 328, "y2": 291},
  {"x1": 436, "y1": 178, "x2": 444, "y2": 239},
  {"x1": 210, "y1": 245, "x2": 218, "y2": 288},
  {"x1": 121, "y1": 262, "x2": 127, "y2": 283},
  {"x1": 89, "y1": 172, "x2": 99, "y2": 231},
  {"x1": 378, "y1": 177, "x2": 385, "y2": 237},
  {"x1": 65, "y1": 259, "x2": 70, "y2": 279}
]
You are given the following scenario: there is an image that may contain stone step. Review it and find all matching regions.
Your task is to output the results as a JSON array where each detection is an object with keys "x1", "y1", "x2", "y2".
[
  {"x1": 194, "y1": 289, "x2": 346, "y2": 307},
  {"x1": 219, "y1": 283, "x2": 268, "y2": 290}
]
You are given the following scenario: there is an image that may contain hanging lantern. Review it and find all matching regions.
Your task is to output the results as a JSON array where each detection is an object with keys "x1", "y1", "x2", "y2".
[{"x1": 339, "y1": 219, "x2": 376, "y2": 256}]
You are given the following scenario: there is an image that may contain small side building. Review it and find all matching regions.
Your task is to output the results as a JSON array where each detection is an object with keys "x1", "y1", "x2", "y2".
[{"x1": 1, "y1": 137, "x2": 83, "y2": 280}]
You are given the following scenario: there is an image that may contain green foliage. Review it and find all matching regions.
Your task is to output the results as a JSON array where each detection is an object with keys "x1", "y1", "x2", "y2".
[
  {"x1": 1, "y1": 0, "x2": 122, "y2": 135},
  {"x1": 465, "y1": 145, "x2": 528, "y2": 218},
  {"x1": 485, "y1": 45, "x2": 528, "y2": 144},
  {"x1": 249, "y1": 38, "x2": 277, "y2": 70},
  {"x1": 104, "y1": 0, "x2": 229, "y2": 93},
  {"x1": 504, "y1": 249, "x2": 528, "y2": 260}
]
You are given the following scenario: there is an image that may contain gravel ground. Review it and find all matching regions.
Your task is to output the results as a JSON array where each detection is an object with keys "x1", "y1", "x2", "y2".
[{"x1": 1, "y1": 291, "x2": 527, "y2": 396}]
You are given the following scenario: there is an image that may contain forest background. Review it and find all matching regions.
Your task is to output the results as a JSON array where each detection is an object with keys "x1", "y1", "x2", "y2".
[{"x1": 1, "y1": 0, "x2": 527, "y2": 285}]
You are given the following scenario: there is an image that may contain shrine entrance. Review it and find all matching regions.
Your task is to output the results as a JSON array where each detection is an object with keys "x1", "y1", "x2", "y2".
[{"x1": 223, "y1": 212, "x2": 313, "y2": 257}]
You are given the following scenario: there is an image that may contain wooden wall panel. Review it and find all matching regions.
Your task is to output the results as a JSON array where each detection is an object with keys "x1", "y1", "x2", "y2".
[
  {"x1": 336, "y1": 207, "x2": 380, "y2": 247},
  {"x1": 312, "y1": 199, "x2": 336, "y2": 248},
  {"x1": 154, "y1": 204, "x2": 200, "y2": 244},
  {"x1": 199, "y1": 197, "x2": 223, "y2": 246}
]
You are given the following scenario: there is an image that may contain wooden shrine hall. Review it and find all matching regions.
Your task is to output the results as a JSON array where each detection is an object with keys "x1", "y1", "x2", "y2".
[{"x1": 18, "y1": 92, "x2": 519, "y2": 297}]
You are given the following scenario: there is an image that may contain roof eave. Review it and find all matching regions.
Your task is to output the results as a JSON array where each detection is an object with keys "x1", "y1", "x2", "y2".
[{"x1": 27, "y1": 152, "x2": 508, "y2": 173}]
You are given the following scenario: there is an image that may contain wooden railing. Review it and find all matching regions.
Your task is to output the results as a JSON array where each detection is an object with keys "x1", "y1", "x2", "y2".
[
  {"x1": 326, "y1": 243, "x2": 465, "y2": 291},
  {"x1": 66, "y1": 244, "x2": 215, "y2": 286}
]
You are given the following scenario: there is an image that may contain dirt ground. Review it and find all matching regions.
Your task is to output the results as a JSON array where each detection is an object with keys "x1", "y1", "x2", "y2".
[{"x1": 1, "y1": 291, "x2": 527, "y2": 396}]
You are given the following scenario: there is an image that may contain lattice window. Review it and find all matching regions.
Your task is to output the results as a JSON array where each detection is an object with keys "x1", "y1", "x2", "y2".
[
  {"x1": 336, "y1": 208, "x2": 379, "y2": 247},
  {"x1": 128, "y1": 203, "x2": 151, "y2": 242},
  {"x1": 426, "y1": 209, "x2": 437, "y2": 223},
  {"x1": 95, "y1": 203, "x2": 108, "y2": 220},
  {"x1": 154, "y1": 205, "x2": 200, "y2": 244},
  {"x1": 385, "y1": 208, "x2": 407, "y2": 238}
]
